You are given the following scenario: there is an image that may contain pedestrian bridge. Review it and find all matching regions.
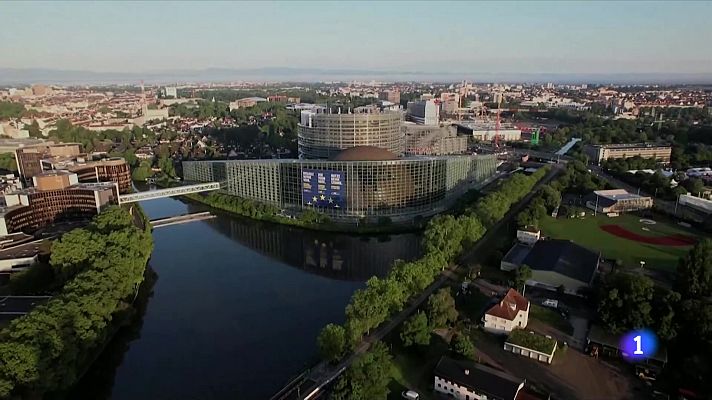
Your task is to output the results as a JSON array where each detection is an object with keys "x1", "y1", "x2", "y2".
[{"x1": 118, "y1": 182, "x2": 221, "y2": 204}]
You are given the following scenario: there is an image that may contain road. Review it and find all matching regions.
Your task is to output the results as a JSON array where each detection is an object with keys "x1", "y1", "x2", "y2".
[{"x1": 277, "y1": 165, "x2": 563, "y2": 400}]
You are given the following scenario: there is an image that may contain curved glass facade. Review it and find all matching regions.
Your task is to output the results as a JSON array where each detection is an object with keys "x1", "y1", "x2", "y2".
[
  {"x1": 183, "y1": 154, "x2": 497, "y2": 223},
  {"x1": 298, "y1": 111, "x2": 404, "y2": 159}
]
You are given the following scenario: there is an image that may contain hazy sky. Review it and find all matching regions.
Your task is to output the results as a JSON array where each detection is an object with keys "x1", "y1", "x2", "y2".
[{"x1": 2, "y1": 1, "x2": 711, "y2": 74}]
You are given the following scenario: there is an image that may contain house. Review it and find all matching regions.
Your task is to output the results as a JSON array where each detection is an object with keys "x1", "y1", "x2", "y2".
[
  {"x1": 434, "y1": 356, "x2": 525, "y2": 400},
  {"x1": 501, "y1": 239, "x2": 599, "y2": 295},
  {"x1": 483, "y1": 288, "x2": 530, "y2": 334}
]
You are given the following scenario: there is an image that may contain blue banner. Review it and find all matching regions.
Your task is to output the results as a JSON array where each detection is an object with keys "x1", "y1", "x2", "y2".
[{"x1": 302, "y1": 169, "x2": 345, "y2": 208}]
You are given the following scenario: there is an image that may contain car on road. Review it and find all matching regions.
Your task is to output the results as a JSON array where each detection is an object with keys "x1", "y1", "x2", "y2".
[{"x1": 402, "y1": 390, "x2": 420, "y2": 400}]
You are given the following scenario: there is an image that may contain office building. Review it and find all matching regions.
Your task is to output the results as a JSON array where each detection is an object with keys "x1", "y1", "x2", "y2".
[
  {"x1": 456, "y1": 122, "x2": 522, "y2": 142},
  {"x1": 15, "y1": 143, "x2": 82, "y2": 185},
  {"x1": 298, "y1": 109, "x2": 404, "y2": 159},
  {"x1": 183, "y1": 149, "x2": 496, "y2": 223},
  {"x1": 584, "y1": 143, "x2": 672, "y2": 164},
  {"x1": 163, "y1": 86, "x2": 178, "y2": 98},
  {"x1": 406, "y1": 100, "x2": 440, "y2": 125},
  {"x1": 0, "y1": 171, "x2": 118, "y2": 235},
  {"x1": 404, "y1": 123, "x2": 467, "y2": 155}
]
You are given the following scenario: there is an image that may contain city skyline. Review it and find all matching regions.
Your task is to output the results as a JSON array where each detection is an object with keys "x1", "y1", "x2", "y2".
[{"x1": 1, "y1": 1, "x2": 711, "y2": 81}]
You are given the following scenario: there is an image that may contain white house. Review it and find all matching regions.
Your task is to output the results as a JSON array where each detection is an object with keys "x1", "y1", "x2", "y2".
[
  {"x1": 434, "y1": 356, "x2": 525, "y2": 400},
  {"x1": 516, "y1": 226, "x2": 540, "y2": 245},
  {"x1": 483, "y1": 288, "x2": 530, "y2": 334}
]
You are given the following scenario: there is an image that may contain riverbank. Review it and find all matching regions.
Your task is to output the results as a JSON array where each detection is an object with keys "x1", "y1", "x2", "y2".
[
  {"x1": 0, "y1": 206, "x2": 154, "y2": 399},
  {"x1": 151, "y1": 177, "x2": 425, "y2": 234}
]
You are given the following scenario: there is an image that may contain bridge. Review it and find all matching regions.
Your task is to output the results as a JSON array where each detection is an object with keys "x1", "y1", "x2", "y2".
[
  {"x1": 118, "y1": 182, "x2": 221, "y2": 204},
  {"x1": 150, "y1": 212, "x2": 216, "y2": 228}
]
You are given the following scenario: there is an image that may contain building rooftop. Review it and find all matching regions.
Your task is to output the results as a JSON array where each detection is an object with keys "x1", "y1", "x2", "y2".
[
  {"x1": 504, "y1": 239, "x2": 599, "y2": 284},
  {"x1": 434, "y1": 356, "x2": 523, "y2": 400},
  {"x1": 486, "y1": 288, "x2": 529, "y2": 321},
  {"x1": 593, "y1": 189, "x2": 646, "y2": 201},
  {"x1": 332, "y1": 146, "x2": 398, "y2": 161},
  {"x1": 591, "y1": 142, "x2": 671, "y2": 149}
]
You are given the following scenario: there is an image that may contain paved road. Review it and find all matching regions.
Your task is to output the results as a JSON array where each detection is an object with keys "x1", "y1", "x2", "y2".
[{"x1": 280, "y1": 165, "x2": 564, "y2": 400}]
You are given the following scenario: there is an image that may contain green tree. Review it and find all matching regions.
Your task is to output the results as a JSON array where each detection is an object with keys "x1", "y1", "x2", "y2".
[
  {"x1": 331, "y1": 341, "x2": 393, "y2": 400},
  {"x1": 400, "y1": 313, "x2": 430, "y2": 347},
  {"x1": 597, "y1": 273, "x2": 654, "y2": 333},
  {"x1": 427, "y1": 288, "x2": 458, "y2": 329},
  {"x1": 317, "y1": 324, "x2": 346, "y2": 363},
  {"x1": 676, "y1": 239, "x2": 712, "y2": 298},
  {"x1": 28, "y1": 120, "x2": 42, "y2": 138},
  {"x1": 514, "y1": 265, "x2": 532, "y2": 292},
  {"x1": 453, "y1": 334, "x2": 475, "y2": 359}
]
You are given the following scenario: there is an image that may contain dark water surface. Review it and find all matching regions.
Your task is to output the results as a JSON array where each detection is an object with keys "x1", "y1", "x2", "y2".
[{"x1": 68, "y1": 196, "x2": 421, "y2": 400}]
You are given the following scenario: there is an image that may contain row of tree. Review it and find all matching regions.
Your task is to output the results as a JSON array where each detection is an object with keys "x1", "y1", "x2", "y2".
[
  {"x1": 317, "y1": 167, "x2": 550, "y2": 363},
  {"x1": 0, "y1": 207, "x2": 153, "y2": 398}
]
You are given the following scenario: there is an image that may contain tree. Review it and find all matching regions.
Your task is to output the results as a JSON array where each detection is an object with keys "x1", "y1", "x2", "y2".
[
  {"x1": 427, "y1": 288, "x2": 458, "y2": 329},
  {"x1": 597, "y1": 273, "x2": 654, "y2": 333},
  {"x1": 452, "y1": 334, "x2": 475, "y2": 359},
  {"x1": 331, "y1": 341, "x2": 393, "y2": 400},
  {"x1": 514, "y1": 265, "x2": 532, "y2": 292},
  {"x1": 676, "y1": 239, "x2": 712, "y2": 298},
  {"x1": 28, "y1": 120, "x2": 42, "y2": 138},
  {"x1": 317, "y1": 324, "x2": 346, "y2": 363},
  {"x1": 400, "y1": 313, "x2": 431, "y2": 347}
]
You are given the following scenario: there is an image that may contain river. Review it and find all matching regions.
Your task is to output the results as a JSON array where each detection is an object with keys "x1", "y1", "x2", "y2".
[{"x1": 67, "y1": 196, "x2": 421, "y2": 400}]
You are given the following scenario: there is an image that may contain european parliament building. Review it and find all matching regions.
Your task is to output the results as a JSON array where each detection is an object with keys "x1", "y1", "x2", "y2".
[{"x1": 183, "y1": 108, "x2": 497, "y2": 223}]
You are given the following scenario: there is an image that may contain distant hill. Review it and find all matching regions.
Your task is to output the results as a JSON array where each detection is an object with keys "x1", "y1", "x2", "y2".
[{"x1": 1, "y1": 67, "x2": 711, "y2": 85}]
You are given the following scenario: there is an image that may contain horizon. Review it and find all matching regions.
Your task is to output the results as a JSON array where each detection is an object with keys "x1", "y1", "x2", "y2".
[{"x1": 2, "y1": 1, "x2": 712, "y2": 84}]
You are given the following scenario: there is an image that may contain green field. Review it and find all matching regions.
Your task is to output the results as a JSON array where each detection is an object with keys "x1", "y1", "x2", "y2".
[{"x1": 539, "y1": 212, "x2": 702, "y2": 272}]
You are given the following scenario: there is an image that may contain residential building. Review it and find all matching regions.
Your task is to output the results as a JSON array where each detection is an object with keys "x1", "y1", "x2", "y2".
[
  {"x1": 0, "y1": 171, "x2": 118, "y2": 235},
  {"x1": 584, "y1": 189, "x2": 653, "y2": 213},
  {"x1": 584, "y1": 143, "x2": 672, "y2": 164},
  {"x1": 434, "y1": 356, "x2": 525, "y2": 400},
  {"x1": 501, "y1": 239, "x2": 600, "y2": 294},
  {"x1": 440, "y1": 92, "x2": 460, "y2": 114},
  {"x1": 406, "y1": 100, "x2": 440, "y2": 125},
  {"x1": 229, "y1": 97, "x2": 268, "y2": 110},
  {"x1": 403, "y1": 123, "x2": 467, "y2": 156},
  {"x1": 483, "y1": 288, "x2": 530, "y2": 334},
  {"x1": 379, "y1": 89, "x2": 400, "y2": 105}
]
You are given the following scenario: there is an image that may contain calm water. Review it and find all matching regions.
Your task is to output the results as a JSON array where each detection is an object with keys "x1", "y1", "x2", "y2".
[{"x1": 68, "y1": 196, "x2": 421, "y2": 400}]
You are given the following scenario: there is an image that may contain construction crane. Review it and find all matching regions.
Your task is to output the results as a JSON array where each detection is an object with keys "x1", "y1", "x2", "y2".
[{"x1": 493, "y1": 94, "x2": 503, "y2": 150}]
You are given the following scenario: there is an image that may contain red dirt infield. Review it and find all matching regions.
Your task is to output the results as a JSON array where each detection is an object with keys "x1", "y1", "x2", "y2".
[{"x1": 600, "y1": 225, "x2": 696, "y2": 246}]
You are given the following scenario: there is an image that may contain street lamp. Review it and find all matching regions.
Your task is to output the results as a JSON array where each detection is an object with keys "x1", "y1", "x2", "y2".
[{"x1": 639, "y1": 261, "x2": 646, "y2": 269}]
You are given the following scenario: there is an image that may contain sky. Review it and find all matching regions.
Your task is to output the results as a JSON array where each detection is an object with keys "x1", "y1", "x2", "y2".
[{"x1": 1, "y1": 1, "x2": 711, "y2": 75}]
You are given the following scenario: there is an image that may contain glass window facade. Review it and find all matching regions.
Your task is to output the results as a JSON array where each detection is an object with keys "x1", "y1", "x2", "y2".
[
  {"x1": 298, "y1": 111, "x2": 404, "y2": 159},
  {"x1": 183, "y1": 154, "x2": 496, "y2": 223}
]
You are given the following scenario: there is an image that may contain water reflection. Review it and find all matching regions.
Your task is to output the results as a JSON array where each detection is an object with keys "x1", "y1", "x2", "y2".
[{"x1": 196, "y1": 205, "x2": 422, "y2": 281}]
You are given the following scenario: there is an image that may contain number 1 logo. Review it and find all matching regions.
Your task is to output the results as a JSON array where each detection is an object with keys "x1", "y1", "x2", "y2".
[{"x1": 633, "y1": 335, "x2": 643, "y2": 355}]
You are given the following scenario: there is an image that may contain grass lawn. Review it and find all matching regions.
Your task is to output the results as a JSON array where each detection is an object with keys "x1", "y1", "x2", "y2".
[
  {"x1": 388, "y1": 336, "x2": 451, "y2": 400},
  {"x1": 539, "y1": 212, "x2": 703, "y2": 272},
  {"x1": 529, "y1": 304, "x2": 573, "y2": 335}
]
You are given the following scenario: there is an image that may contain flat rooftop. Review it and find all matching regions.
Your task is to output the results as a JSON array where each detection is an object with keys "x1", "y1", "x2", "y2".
[
  {"x1": 593, "y1": 189, "x2": 647, "y2": 201},
  {"x1": 590, "y1": 143, "x2": 671, "y2": 149}
]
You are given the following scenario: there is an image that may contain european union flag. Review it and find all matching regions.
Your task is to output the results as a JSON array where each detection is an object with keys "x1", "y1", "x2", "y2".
[{"x1": 302, "y1": 169, "x2": 345, "y2": 208}]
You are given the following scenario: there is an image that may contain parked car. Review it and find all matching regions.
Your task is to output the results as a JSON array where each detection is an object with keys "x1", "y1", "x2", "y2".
[
  {"x1": 542, "y1": 299, "x2": 559, "y2": 308},
  {"x1": 402, "y1": 390, "x2": 420, "y2": 400}
]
